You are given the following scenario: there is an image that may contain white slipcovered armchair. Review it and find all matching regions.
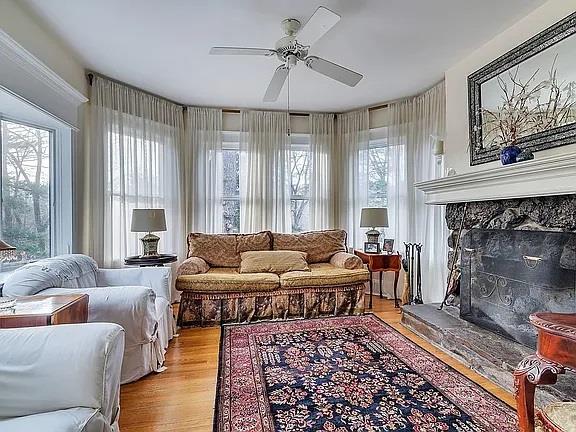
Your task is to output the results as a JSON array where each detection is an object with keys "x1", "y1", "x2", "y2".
[
  {"x1": 1, "y1": 254, "x2": 175, "y2": 383},
  {"x1": 0, "y1": 323, "x2": 124, "y2": 432}
]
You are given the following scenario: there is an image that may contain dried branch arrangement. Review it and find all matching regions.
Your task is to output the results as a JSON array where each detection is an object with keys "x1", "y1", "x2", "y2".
[{"x1": 481, "y1": 55, "x2": 576, "y2": 149}]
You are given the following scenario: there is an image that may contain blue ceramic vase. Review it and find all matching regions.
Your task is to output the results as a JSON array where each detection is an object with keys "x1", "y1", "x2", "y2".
[{"x1": 500, "y1": 144, "x2": 521, "y2": 165}]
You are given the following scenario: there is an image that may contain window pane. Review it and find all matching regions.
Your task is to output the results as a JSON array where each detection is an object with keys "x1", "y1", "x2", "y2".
[
  {"x1": 1, "y1": 120, "x2": 51, "y2": 263},
  {"x1": 290, "y1": 150, "x2": 310, "y2": 196},
  {"x1": 291, "y1": 199, "x2": 309, "y2": 233},
  {"x1": 223, "y1": 149, "x2": 239, "y2": 197},
  {"x1": 223, "y1": 199, "x2": 240, "y2": 233},
  {"x1": 368, "y1": 146, "x2": 388, "y2": 207}
]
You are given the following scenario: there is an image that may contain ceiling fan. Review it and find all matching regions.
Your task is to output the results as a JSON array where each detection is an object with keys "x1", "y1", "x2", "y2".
[{"x1": 210, "y1": 6, "x2": 363, "y2": 102}]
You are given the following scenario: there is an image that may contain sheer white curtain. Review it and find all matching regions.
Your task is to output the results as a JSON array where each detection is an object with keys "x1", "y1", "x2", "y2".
[
  {"x1": 386, "y1": 81, "x2": 447, "y2": 302},
  {"x1": 336, "y1": 109, "x2": 370, "y2": 248},
  {"x1": 309, "y1": 113, "x2": 336, "y2": 230},
  {"x1": 240, "y1": 110, "x2": 291, "y2": 232},
  {"x1": 86, "y1": 76, "x2": 184, "y2": 267},
  {"x1": 183, "y1": 107, "x2": 223, "y2": 233}
]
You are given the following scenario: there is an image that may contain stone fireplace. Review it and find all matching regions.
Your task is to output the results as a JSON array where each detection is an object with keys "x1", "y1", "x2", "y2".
[
  {"x1": 446, "y1": 196, "x2": 576, "y2": 348},
  {"x1": 406, "y1": 155, "x2": 576, "y2": 405},
  {"x1": 460, "y1": 228, "x2": 576, "y2": 348}
]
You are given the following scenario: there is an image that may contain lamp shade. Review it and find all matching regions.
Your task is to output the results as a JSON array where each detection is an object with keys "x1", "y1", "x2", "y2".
[
  {"x1": 360, "y1": 207, "x2": 389, "y2": 228},
  {"x1": 131, "y1": 209, "x2": 167, "y2": 232}
]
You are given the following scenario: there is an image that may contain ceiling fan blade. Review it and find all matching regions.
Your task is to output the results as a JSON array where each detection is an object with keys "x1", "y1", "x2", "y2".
[
  {"x1": 305, "y1": 56, "x2": 363, "y2": 87},
  {"x1": 297, "y1": 6, "x2": 340, "y2": 47},
  {"x1": 263, "y1": 66, "x2": 289, "y2": 102},
  {"x1": 210, "y1": 47, "x2": 276, "y2": 56}
]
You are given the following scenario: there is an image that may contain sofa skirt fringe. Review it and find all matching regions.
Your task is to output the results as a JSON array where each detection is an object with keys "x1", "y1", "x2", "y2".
[{"x1": 177, "y1": 284, "x2": 365, "y2": 327}]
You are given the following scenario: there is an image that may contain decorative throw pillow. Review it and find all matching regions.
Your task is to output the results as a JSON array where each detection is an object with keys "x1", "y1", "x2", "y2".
[
  {"x1": 330, "y1": 252, "x2": 364, "y2": 270},
  {"x1": 239, "y1": 250, "x2": 310, "y2": 274},
  {"x1": 176, "y1": 256, "x2": 210, "y2": 277}
]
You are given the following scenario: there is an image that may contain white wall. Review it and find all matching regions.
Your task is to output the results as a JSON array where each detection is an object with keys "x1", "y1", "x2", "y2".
[
  {"x1": 0, "y1": 0, "x2": 86, "y2": 97},
  {"x1": 444, "y1": 0, "x2": 575, "y2": 175}
]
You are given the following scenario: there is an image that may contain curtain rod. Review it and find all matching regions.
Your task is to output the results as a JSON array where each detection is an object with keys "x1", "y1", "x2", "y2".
[
  {"x1": 87, "y1": 72, "x2": 390, "y2": 115},
  {"x1": 87, "y1": 72, "x2": 186, "y2": 107},
  {"x1": 221, "y1": 108, "x2": 309, "y2": 117}
]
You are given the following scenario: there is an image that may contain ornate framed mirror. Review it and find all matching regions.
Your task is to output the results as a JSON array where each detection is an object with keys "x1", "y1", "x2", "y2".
[{"x1": 468, "y1": 12, "x2": 576, "y2": 166}]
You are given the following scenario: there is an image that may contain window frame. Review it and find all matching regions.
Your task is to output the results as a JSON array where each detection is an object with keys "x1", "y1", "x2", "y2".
[{"x1": 0, "y1": 114, "x2": 72, "y2": 270}]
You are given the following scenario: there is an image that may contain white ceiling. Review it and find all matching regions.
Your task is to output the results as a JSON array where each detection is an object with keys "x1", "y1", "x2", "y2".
[{"x1": 23, "y1": 0, "x2": 546, "y2": 112}]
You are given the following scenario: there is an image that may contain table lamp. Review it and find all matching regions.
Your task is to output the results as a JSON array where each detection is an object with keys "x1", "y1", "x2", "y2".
[
  {"x1": 0, "y1": 239, "x2": 17, "y2": 310},
  {"x1": 360, "y1": 207, "x2": 389, "y2": 243},
  {"x1": 131, "y1": 209, "x2": 167, "y2": 257}
]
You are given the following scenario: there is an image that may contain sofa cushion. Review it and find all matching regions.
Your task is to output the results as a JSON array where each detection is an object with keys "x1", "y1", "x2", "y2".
[
  {"x1": 272, "y1": 230, "x2": 347, "y2": 263},
  {"x1": 187, "y1": 231, "x2": 272, "y2": 267},
  {"x1": 177, "y1": 268, "x2": 279, "y2": 292},
  {"x1": 239, "y1": 250, "x2": 309, "y2": 274},
  {"x1": 280, "y1": 263, "x2": 369, "y2": 288}
]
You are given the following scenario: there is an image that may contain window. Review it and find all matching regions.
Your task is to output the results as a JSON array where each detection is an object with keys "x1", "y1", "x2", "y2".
[
  {"x1": 221, "y1": 131, "x2": 240, "y2": 233},
  {"x1": 368, "y1": 138, "x2": 389, "y2": 208},
  {"x1": 220, "y1": 132, "x2": 311, "y2": 233},
  {"x1": 0, "y1": 119, "x2": 52, "y2": 264},
  {"x1": 290, "y1": 134, "x2": 310, "y2": 233},
  {"x1": 222, "y1": 144, "x2": 240, "y2": 233}
]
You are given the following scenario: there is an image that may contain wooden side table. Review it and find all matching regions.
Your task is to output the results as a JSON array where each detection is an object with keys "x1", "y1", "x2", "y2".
[
  {"x1": 514, "y1": 312, "x2": 576, "y2": 432},
  {"x1": 0, "y1": 294, "x2": 89, "y2": 329},
  {"x1": 354, "y1": 250, "x2": 402, "y2": 309}
]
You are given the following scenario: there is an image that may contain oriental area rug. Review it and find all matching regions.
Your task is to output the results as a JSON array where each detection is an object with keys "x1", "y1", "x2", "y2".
[{"x1": 215, "y1": 314, "x2": 518, "y2": 432}]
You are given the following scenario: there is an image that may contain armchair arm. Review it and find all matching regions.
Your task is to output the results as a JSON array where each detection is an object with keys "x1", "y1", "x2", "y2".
[
  {"x1": 330, "y1": 252, "x2": 364, "y2": 270},
  {"x1": 0, "y1": 323, "x2": 124, "y2": 423},
  {"x1": 97, "y1": 267, "x2": 171, "y2": 301},
  {"x1": 176, "y1": 256, "x2": 210, "y2": 277}
]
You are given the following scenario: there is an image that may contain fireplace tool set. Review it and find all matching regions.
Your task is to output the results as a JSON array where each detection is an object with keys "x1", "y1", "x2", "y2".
[{"x1": 402, "y1": 242, "x2": 423, "y2": 304}]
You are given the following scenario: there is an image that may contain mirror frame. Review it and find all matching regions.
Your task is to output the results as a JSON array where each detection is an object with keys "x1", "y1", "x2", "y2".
[{"x1": 468, "y1": 11, "x2": 576, "y2": 166}]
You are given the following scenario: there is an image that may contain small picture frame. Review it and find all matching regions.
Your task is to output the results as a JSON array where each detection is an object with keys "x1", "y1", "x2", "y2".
[
  {"x1": 383, "y1": 239, "x2": 395, "y2": 253},
  {"x1": 364, "y1": 242, "x2": 381, "y2": 254}
]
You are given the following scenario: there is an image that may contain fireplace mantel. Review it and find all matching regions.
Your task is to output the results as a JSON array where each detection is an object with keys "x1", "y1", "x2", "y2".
[{"x1": 414, "y1": 152, "x2": 576, "y2": 205}]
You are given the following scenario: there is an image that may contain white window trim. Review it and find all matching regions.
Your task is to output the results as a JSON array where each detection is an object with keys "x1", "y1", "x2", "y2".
[{"x1": 0, "y1": 112, "x2": 73, "y2": 271}]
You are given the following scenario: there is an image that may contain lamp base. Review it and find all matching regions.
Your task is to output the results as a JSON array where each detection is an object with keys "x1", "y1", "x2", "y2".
[
  {"x1": 140, "y1": 233, "x2": 160, "y2": 257},
  {"x1": 365, "y1": 228, "x2": 381, "y2": 244}
]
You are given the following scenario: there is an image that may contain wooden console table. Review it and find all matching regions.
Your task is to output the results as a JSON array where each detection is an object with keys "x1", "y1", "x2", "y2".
[
  {"x1": 354, "y1": 250, "x2": 402, "y2": 309},
  {"x1": 514, "y1": 312, "x2": 576, "y2": 432},
  {"x1": 0, "y1": 294, "x2": 89, "y2": 328}
]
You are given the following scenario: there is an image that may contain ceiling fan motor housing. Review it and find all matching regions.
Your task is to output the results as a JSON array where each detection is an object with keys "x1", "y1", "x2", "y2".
[
  {"x1": 276, "y1": 18, "x2": 309, "y2": 64},
  {"x1": 275, "y1": 36, "x2": 308, "y2": 63}
]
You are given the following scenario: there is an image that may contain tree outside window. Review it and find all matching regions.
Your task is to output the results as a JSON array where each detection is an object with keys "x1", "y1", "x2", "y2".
[
  {"x1": 290, "y1": 147, "x2": 310, "y2": 233},
  {"x1": 368, "y1": 141, "x2": 388, "y2": 207},
  {"x1": 1, "y1": 120, "x2": 51, "y2": 264}
]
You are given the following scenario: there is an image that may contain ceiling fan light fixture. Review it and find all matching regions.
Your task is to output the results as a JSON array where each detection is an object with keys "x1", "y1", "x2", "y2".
[{"x1": 208, "y1": 6, "x2": 363, "y2": 102}]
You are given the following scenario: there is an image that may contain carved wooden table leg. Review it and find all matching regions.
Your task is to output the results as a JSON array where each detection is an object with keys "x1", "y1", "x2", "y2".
[{"x1": 513, "y1": 355, "x2": 564, "y2": 432}]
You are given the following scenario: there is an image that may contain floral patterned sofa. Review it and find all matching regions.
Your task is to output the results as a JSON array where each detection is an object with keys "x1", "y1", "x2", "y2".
[{"x1": 176, "y1": 230, "x2": 369, "y2": 326}]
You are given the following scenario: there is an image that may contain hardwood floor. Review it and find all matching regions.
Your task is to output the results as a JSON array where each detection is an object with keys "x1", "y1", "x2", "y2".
[{"x1": 119, "y1": 297, "x2": 516, "y2": 431}]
